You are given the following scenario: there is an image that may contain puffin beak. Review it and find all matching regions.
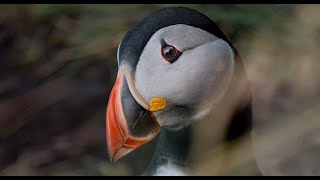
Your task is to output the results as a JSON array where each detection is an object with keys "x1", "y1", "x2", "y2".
[{"x1": 106, "y1": 71, "x2": 161, "y2": 162}]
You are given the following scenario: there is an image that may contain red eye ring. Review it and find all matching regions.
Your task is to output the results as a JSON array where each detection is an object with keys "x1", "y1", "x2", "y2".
[{"x1": 160, "y1": 39, "x2": 182, "y2": 63}]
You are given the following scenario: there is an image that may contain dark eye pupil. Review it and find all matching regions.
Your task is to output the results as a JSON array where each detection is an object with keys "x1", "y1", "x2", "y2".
[
  {"x1": 162, "y1": 46, "x2": 175, "y2": 59},
  {"x1": 160, "y1": 39, "x2": 182, "y2": 63}
]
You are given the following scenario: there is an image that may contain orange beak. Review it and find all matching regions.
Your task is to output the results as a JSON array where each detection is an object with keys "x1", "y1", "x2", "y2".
[{"x1": 106, "y1": 73, "x2": 161, "y2": 162}]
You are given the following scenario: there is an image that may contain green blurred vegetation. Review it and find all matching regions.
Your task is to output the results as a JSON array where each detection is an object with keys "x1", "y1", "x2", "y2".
[
  {"x1": 0, "y1": 4, "x2": 319, "y2": 176},
  {"x1": 0, "y1": 4, "x2": 295, "y2": 69}
]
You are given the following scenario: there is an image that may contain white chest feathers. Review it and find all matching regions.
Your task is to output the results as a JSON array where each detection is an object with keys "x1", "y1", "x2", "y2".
[{"x1": 153, "y1": 162, "x2": 187, "y2": 176}]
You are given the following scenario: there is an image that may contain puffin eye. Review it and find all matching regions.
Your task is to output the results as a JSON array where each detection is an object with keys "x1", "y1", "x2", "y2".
[{"x1": 160, "y1": 39, "x2": 182, "y2": 63}]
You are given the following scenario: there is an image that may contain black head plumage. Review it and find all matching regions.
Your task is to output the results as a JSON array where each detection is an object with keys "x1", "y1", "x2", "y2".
[{"x1": 118, "y1": 7, "x2": 234, "y2": 71}]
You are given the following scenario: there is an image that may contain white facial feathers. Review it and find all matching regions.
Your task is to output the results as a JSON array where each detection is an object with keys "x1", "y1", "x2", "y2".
[{"x1": 135, "y1": 24, "x2": 235, "y2": 128}]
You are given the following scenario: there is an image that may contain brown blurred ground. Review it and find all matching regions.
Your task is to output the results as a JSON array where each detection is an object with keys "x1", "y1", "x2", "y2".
[{"x1": 0, "y1": 4, "x2": 319, "y2": 176}]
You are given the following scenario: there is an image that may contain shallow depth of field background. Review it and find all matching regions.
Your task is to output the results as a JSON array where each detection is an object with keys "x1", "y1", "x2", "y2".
[{"x1": 0, "y1": 4, "x2": 319, "y2": 175}]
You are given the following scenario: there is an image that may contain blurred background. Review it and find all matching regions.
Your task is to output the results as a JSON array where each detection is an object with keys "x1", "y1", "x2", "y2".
[{"x1": 0, "y1": 4, "x2": 319, "y2": 176}]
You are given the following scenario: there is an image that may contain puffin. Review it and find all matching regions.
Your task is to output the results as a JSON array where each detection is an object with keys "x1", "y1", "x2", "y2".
[{"x1": 106, "y1": 7, "x2": 260, "y2": 176}]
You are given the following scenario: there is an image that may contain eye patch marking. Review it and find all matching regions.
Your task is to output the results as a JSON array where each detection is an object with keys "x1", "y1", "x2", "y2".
[{"x1": 160, "y1": 39, "x2": 182, "y2": 63}]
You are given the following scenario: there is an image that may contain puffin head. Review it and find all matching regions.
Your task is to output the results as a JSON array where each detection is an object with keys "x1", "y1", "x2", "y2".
[{"x1": 106, "y1": 7, "x2": 249, "y2": 163}]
